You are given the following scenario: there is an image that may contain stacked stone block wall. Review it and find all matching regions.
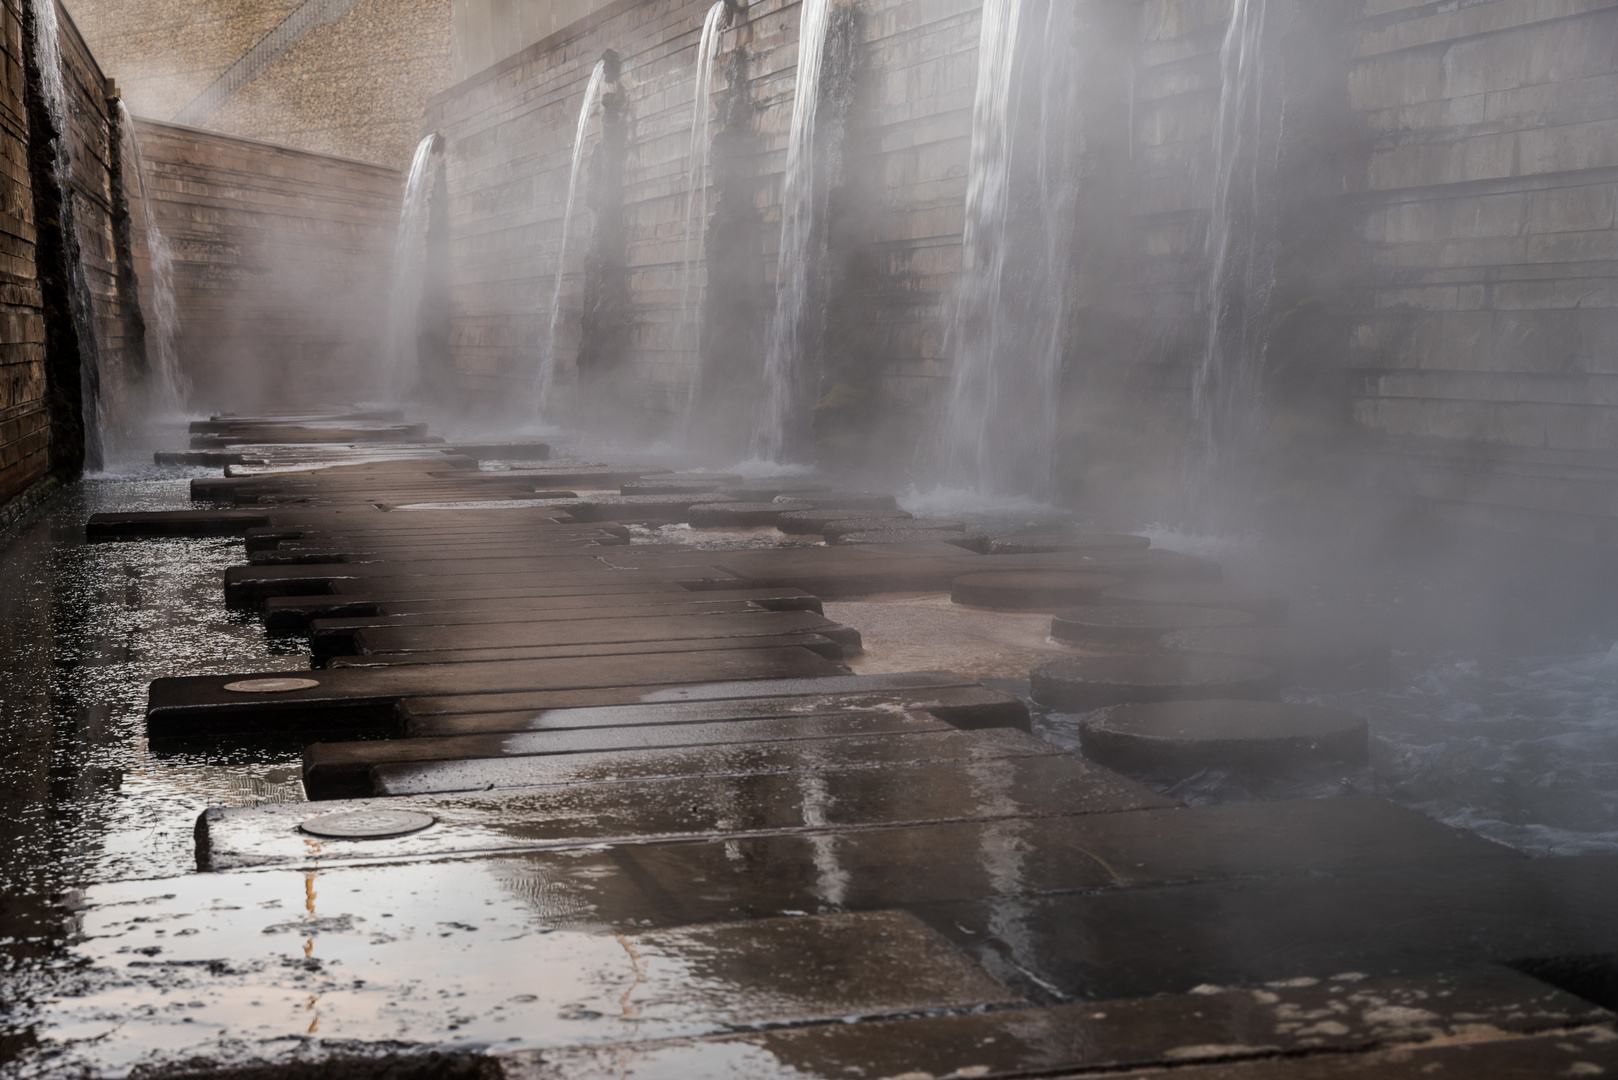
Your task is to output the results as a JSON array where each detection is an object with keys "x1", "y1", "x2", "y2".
[
  {"x1": 0, "y1": 0, "x2": 43, "y2": 507},
  {"x1": 420, "y1": 0, "x2": 1618, "y2": 540},
  {"x1": 126, "y1": 118, "x2": 401, "y2": 411},
  {"x1": 65, "y1": 0, "x2": 452, "y2": 168}
]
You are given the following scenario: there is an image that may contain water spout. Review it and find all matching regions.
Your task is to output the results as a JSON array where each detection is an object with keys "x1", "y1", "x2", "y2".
[
  {"x1": 537, "y1": 57, "x2": 610, "y2": 419},
  {"x1": 753, "y1": 0, "x2": 835, "y2": 462},
  {"x1": 678, "y1": 1, "x2": 731, "y2": 426},
  {"x1": 938, "y1": 0, "x2": 1081, "y2": 499},
  {"x1": 386, "y1": 133, "x2": 442, "y2": 403},
  {"x1": 117, "y1": 101, "x2": 188, "y2": 417},
  {"x1": 1193, "y1": 0, "x2": 1278, "y2": 502}
]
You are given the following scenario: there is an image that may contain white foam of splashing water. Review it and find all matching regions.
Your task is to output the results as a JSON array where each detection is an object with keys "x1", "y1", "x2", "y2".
[
  {"x1": 754, "y1": 0, "x2": 834, "y2": 462},
  {"x1": 679, "y1": 1, "x2": 729, "y2": 425},
  {"x1": 118, "y1": 101, "x2": 189, "y2": 417},
  {"x1": 537, "y1": 59, "x2": 608, "y2": 419},
  {"x1": 937, "y1": 0, "x2": 1081, "y2": 500},
  {"x1": 385, "y1": 134, "x2": 439, "y2": 402}
]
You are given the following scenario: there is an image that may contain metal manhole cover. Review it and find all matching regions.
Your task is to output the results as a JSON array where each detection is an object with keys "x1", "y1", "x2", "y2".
[
  {"x1": 223, "y1": 678, "x2": 320, "y2": 693},
  {"x1": 300, "y1": 809, "x2": 436, "y2": 840}
]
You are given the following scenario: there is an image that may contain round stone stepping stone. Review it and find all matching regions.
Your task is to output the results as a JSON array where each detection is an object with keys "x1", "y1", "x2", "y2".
[
  {"x1": 1051, "y1": 604, "x2": 1256, "y2": 647},
  {"x1": 718, "y1": 481, "x2": 833, "y2": 501},
  {"x1": 1077, "y1": 700, "x2": 1369, "y2": 775},
  {"x1": 782, "y1": 492, "x2": 899, "y2": 512},
  {"x1": 1102, "y1": 581, "x2": 1288, "y2": 623},
  {"x1": 778, "y1": 508, "x2": 912, "y2": 535},
  {"x1": 688, "y1": 502, "x2": 799, "y2": 528},
  {"x1": 223, "y1": 677, "x2": 320, "y2": 693},
  {"x1": 952, "y1": 571, "x2": 1125, "y2": 612},
  {"x1": 300, "y1": 808, "x2": 437, "y2": 840},
  {"x1": 1030, "y1": 654, "x2": 1280, "y2": 712},
  {"x1": 835, "y1": 530, "x2": 991, "y2": 553},
  {"x1": 823, "y1": 517, "x2": 963, "y2": 541},
  {"x1": 1164, "y1": 625, "x2": 1392, "y2": 689},
  {"x1": 989, "y1": 533, "x2": 1151, "y2": 556}
]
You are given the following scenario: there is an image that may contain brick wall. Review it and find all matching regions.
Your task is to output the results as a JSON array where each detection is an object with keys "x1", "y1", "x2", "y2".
[
  {"x1": 0, "y1": 0, "x2": 43, "y2": 508},
  {"x1": 65, "y1": 0, "x2": 452, "y2": 168},
  {"x1": 125, "y1": 118, "x2": 401, "y2": 411}
]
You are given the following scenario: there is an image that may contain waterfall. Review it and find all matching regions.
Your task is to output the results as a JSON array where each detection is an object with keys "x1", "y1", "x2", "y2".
[
  {"x1": 753, "y1": 0, "x2": 835, "y2": 462},
  {"x1": 939, "y1": 0, "x2": 1082, "y2": 499},
  {"x1": 385, "y1": 133, "x2": 440, "y2": 402},
  {"x1": 117, "y1": 101, "x2": 188, "y2": 417},
  {"x1": 536, "y1": 59, "x2": 608, "y2": 419},
  {"x1": 1193, "y1": 0, "x2": 1277, "y2": 491},
  {"x1": 678, "y1": 1, "x2": 729, "y2": 420},
  {"x1": 30, "y1": 0, "x2": 104, "y2": 470}
]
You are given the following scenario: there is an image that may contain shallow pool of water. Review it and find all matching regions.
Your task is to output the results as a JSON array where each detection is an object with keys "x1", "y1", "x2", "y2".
[{"x1": 0, "y1": 475, "x2": 309, "y2": 908}]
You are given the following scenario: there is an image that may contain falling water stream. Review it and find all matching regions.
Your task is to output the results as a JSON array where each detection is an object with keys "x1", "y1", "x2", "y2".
[
  {"x1": 938, "y1": 0, "x2": 1081, "y2": 499},
  {"x1": 386, "y1": 133, "x2": 441, "y2": 402},
  {"x1": 29, "y1": 0, "x2": 104, "y2": 471},
  {"x1": 537, "y1": 59, "x2": 609, "y2": 418},
  {"x1": 1193, "y1": 0, "x2": 1277, "y2": 497},
  {"x1": 754, "y1": 0, "x2": 835, "y2": 462},
  {"x1": 117, "y1": 101, "x2": 188, "y2": 417},
  {"x1": 678, "y1": 1, "x2": 729, "y2": 422}
]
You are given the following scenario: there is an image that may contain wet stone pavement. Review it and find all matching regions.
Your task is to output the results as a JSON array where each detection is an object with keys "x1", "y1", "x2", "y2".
[{"x1": 5, "y1": 414, "x2": 1618, "y2": 1078}]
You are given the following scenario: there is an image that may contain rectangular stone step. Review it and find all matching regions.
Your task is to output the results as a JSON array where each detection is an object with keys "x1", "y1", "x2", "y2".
[
  {"x1": 263, "y1": 581, "x2": 695, "y2": 628},
  {"x1": 225, "y1": 562, "x2": 742, "y2": 602},
  {"x1": 917, "y1": 852, "x2": 1618, "y2": 1003},
  {"x1": 326, "y1": 631, "x2": 851, "y2": 667},
  {"x1": 393, "y1": 671, "x2": 1021, "y2": 724},
  {"x1": 146, "y1": 647, "x2": 847, "y2": 738},
  {"x1": 497, "y1": 966, "x2": 1609, "y2": 1079},
  {"x1": 52, "y1": 877, "x2": 1014, "y2": 1070},
  {"x1": 215, "y1": 751, "x2": 1176, "y2": 867},
  {"x1": 400, "y1": 681, "x2": 1028, "y2": 736},
  {"x1": 370, "y1": 726, "x2": 1063, "y2": 795},
  {"x1": 302, "y1": 708, "x2": 956, "y2": 796},
  {"x1": 343, "y1": 609, "x2": 858, "y2": 657}
]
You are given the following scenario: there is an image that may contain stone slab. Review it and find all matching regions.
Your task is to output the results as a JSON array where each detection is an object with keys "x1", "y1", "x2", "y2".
[
  {"x1": 401, "y1": 683, "x2": 1030, "y2": 737},
  {"x1": 372, "y1": 726, "x2": 1060, "y2": 796},
  {"x1": 263, "y1": 581, "x2": 695, "y2": 629},
  {"x1": 301, "y1": 710, "x2": 957, "y2": 797},
  {"x1": 496, "y1": 967, "x2": 1610, "y2": 1079},
  {"x1": 33, "y1": 875, "x2": 1013, "y2": 1076},
  {"x1": 206, "y1": 752, "x2": 1169, "y2": 867},
  {"x1": 345, "y1": 609, "x2": 857, "y2": 656},
  {"x1": 324, "y1": 632, "x2": 851, "y2": 668},
  {"x1": 917, "y1": 854, "x2": 1618, "y2": 1002},
  {"x1": 146, "y1": 647, "x2": 848, "y2": 738},
  {"x1": 394, "y1": 672, "x2": 1018, "y2": 722}
]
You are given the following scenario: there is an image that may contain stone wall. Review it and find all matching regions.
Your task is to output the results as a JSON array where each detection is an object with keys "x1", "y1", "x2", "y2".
[
  {"x1": 422, "y1": 0, "x2": 988, "y2": 445},
  {"x1": 125, "y1": 118, "x2": 401, "y2": 411},
  {"x1": 0, "y1": 0, "x2": 44, "y2": 509},
  {"x1": 65, "y1": 0, "x2": 452, "y2": 168},
  {"x1": 1130, "y1": 0, "x2": 1618, "y2": 541},
  {"x1": 423, "y1": 0, "x2": 1618, "y2": 540},
  {"x1": 451, "y1": 0, "x2": 619, "y2": 82}
]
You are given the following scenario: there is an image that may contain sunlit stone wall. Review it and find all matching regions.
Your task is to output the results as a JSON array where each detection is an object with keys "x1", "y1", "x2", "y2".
[{"x1": 65, "y1": 0, "x2": 452, "y2": 168}]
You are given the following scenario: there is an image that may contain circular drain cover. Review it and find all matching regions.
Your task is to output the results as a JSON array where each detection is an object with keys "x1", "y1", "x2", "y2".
[
  {"x1": 300, "y1": 809, "x2": 436, "y2": 840},
  {"x1": 223, "y1": 677, "x2": 320, "y2": 693}
]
